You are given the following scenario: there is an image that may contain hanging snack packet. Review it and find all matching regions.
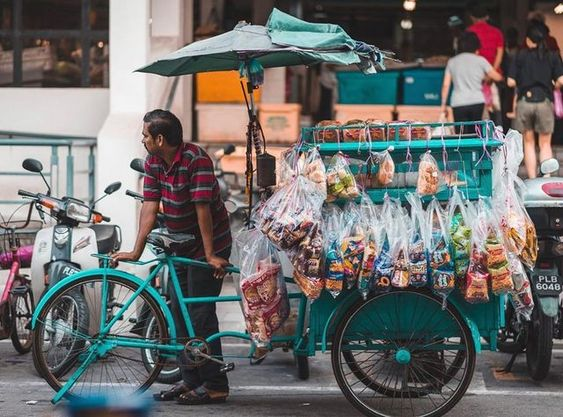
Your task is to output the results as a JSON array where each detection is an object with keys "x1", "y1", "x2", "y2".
[
  {"x1": 374, "y1": 150, "x2": 395, "y2": 186},
  {"x1": 315, "y1": 120, "x2": 341, "y2": 143},
  {"x1": 365, "y1": 119, "x2": 387, "y2": 141},
  {"x1": 371, "y1": 198, "x2": 396, "y2": 292},
  {"x1": 357, "y1": 194, "x2": 380, "y2": 298},
  {"x1": 427, "y1": 199, "x2": 455, "y2": 301},
  {"x1": 290, "y1": 223, "x2": 325, "y2": 300},
  {"x1": 322, "y1": 204, "x2": 345, "y2": 298},
  {"x1": 464, "y1": 245, "x2": 490, "y2": 304},
  {"x1": 342, "y1": 119, "x2": 366, "y2": 142},
  {"x1": 448, "y1": 189, "x2": 472, "y2": 281},
  {"x1": 326, "y1": 152, "x2": 360, "y2": 202},
  {"x1": 391, "y1": 210, "x2": 411, "y2": 288},
  {"x1": 239, "y1": 232, "x2": 290, "y2": 344},
  {"x1": 520, "y1": 218, "x2": 538, "y2": 269},
  {"x1": 303, "y1": 147, "x2": 328, "y2": 199},
  {"x1": 406, "y1": 193, "x2": 429, "y2": 287},
  {"x1": 417, "y1": 151, "x2": 441, "y2": 196},
  {"x1": 340, "y1": 203, "x2": 366, "y2": 289},
  {"x1": 508, "y1": 254, "x2": 534, "y2": 319}
]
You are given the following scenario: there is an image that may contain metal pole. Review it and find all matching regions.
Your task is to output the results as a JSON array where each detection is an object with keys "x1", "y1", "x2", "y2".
[{"x1": 66, "y1": 145, "x2": 74, "y2": 197}]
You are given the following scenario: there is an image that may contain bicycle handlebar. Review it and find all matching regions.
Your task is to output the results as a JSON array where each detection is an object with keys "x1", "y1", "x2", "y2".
[{"x1": 18, "y1": 189, "x2": 37, "y2": 198}]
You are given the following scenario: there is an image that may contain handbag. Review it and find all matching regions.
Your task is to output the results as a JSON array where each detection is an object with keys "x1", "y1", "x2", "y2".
[{"x1": 554, "y1": 89, "x2": 563, "y2": 119}]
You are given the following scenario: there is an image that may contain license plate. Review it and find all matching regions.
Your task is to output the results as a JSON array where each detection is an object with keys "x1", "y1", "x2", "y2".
[{"x1": 530, "y1": 271, "x2": 563, "y2": 297}]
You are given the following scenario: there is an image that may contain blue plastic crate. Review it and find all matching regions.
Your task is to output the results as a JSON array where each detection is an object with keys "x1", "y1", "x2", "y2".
[
  {"x1": 336, "y1": 71, "x2": 400, "y2": 105},
  {"x1": 402, "y1": 68, "x2": 446, "y2": 106}
]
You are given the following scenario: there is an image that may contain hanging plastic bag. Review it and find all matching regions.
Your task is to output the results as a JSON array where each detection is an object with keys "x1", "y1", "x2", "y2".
[
  {"x1": 374, "y1": 149, "x2": 395, "y2": 187},
  {"x1": 322, "y1": 204, "x2": 345, "y2": 298},
  {"x1": 463, "y1": 207, "x2": 490, "y2": 304},
  {"x1": 554, "y1": 89, "x2": 563, "y2": 119},
  {"x1": 508, "y1": 253, "x2": 534, "y2": 319},
  {"x1": 259, "y1": 175, "x2": 324, "y2": 251},
  {"x1": 357, "y1": 195, "x2": 380, "y2": 298},
  {"x1": 326, "y1": 152, "x2": 360, "y2": 202},
  {"x1": 371, "y1": 198, "x2": 395, "y2": 292},
  {"x1": 239, "y1": 232, "x2": 290, "y2": 345},
  {"x1": 290, "y1": 222, "x2": 325, "y2": 300},
  {"x1": 303, "y1": 147, "x2": 328, "y2": 199},
  {"x1": 340, "y1": 202, "x2": 366, "y2": 289},
  {"x1": 417, "y1": 151, "x2": 441, "y2": 196},
  {"x1": 448, "y1": 188, "x2": 472, "y2": 281},
  {"x1": 406, "y1": 193, "x2": 429, "y2": 287},
  {"x1": 427, "y1": 199, "x2": 455, "y2": 302},
  {"x1": 391, "y1": 213, "x2": 411, "y2": 288}
]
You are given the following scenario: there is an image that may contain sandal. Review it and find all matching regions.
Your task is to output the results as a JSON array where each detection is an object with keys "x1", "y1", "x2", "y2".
[
  {"x1": 153, "y1": 383, "x2": 194, "y2": 401},
  {"x1": 176, "y1": 386, "x2": 229, "y2": 405}
]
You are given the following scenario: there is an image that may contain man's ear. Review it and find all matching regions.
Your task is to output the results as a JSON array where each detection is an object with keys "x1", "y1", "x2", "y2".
[{"x1": 156, "y1": 134, "x2": 165, "y2": 147}]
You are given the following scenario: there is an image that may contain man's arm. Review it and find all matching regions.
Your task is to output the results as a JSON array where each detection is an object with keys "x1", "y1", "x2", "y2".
[
  {"x1": 195, "y1": 202, "x2": 229, "y2": 278},
  {"x1": 112, "y1": 200, "x2": 159, "y2": 262},
  {"x1": 493, "y1": 46, "x2": 503, "y2": 71},
  {"x1": 440, "y1": 70, "x2": 452, "y2": 116}
]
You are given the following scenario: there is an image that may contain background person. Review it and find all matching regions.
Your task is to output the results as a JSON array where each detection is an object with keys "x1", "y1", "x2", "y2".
[
  {"x1": 440, "y1": 31, "x2": 503, "y2": 133},
  {"x1": 508, "y1": 25, "x2": 563, "y2": 179}
]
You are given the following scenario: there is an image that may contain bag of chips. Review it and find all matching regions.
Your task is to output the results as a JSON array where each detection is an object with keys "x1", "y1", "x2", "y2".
[
  {"x1": 341, "y1": 202, "x2": 366, "y2": 289},
  {"x1": 447, "y1": 188, "x2": 472, "y2": 281},
  {"x1": 508, "y1": 253, "x2": 534, "y2": 320},
  {"x1": 290, "y1": 222, "x2": 325, "y2": 300},
  {"x1": 239, "y1": 232, "x2": 290, "y2": 344},
  {"x1": 427, "y1": 199, "x2": 455, "y2": 303},
  {"x1": 260, "y1": 175, "x2": 324, "y2": 251},
  {"x1": 390, "y1": 213, "x2": 411, "y2": 289},
  {"x1": 371, "y1": 197, "x2": 396, "y2": 292},
  {"x1": 322, "y1": 204, "x2": 345, "y2": 298},
  {"x1": 374, "y1": 149, "x2": 395, "y2": 187},
  {"x1": 356, "y1": 194, "x2": 380, "y2": 298},
  {"x1": 463, "y1": 206, "x2": 490, "y2": 304},
  {"x1": 417, "y1": 151, "x2": 441, "y2": 196},
  {"x1": 326, "y1": 152, "x2": 360, "y2": 202},
  {"x1": 405, "y1": 193, "x2": 430, "y2": 287}
]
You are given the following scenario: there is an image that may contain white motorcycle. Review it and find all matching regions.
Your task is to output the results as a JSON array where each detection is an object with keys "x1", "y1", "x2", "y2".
[{"x1": 19, "y1": 158, "x2": 122, "y2": 377}]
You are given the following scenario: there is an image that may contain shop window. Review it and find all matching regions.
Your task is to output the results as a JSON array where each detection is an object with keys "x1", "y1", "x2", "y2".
[{"x1": 0, "y1": 0, "x2": 108, "y2": 87}]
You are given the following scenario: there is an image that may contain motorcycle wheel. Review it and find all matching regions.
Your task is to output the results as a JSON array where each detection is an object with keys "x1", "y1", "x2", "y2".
[
  {"x1": 497, "y1": 302, "x2": 526, "y2": 354},
  {"x1": 526, "y1": 304, "x2": 553, "y2": 381}
]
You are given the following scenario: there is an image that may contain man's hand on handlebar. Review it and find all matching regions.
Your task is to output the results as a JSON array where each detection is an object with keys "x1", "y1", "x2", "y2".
[
  {"x1": 110, "y1": 250, "x2": 142, "y2": 267},
  {"x1": 206, "y1": 254, "x2": 230, "y2": 280}
]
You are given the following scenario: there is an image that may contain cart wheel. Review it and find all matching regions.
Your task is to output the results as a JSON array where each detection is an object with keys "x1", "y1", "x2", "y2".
[
  {"x1": 295, "y1": 355, "x2": 309, "y2": 380},
  {"x1": 331, "y1": 289, "x2": 475, "y2": 417}
]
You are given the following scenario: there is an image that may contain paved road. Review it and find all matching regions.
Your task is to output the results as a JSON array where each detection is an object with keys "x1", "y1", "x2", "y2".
[{"x1": 2, "y1": 337, "x2": 563, "y2": 417}]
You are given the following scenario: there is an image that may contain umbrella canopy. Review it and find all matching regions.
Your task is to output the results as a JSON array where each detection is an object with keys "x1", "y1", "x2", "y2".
[{"x1": 136, "y1": 8, "x2": 391, "y2": 77}]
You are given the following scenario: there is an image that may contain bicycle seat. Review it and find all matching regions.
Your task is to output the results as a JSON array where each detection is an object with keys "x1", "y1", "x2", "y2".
[
  {"x1": 89, "y1": 224, "x2": 122, "y2": 254},
  {"x1": 146, "y1": 230, "x2": 195, "y2": 254}
]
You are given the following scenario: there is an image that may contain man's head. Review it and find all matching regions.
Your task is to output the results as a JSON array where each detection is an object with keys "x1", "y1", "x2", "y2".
[
  {"x1": 469, "y1": 3, "x2": 489, "y2": 23},
  {"x1": 142, "y1": 109, "x2": 183, "y2": 155},
  {"x1": 458, "y1": 31, "x2": 481, "y2": 54},
  {"x1": 526, "y1": 24, "x2": 545, "y2": 48}
]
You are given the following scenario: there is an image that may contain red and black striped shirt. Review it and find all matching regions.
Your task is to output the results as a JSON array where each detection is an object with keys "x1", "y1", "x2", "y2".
[{"x1": 143, "y1": 143, "x2": 231, "y2": 259}]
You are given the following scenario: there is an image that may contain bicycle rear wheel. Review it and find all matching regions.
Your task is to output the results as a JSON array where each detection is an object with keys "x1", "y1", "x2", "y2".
[
  {"x1": 10, "y1": 284, "x2": 34, "y2": 354},
  {"x1": 32, "y1": 275, "x2": 169, "y2": 400}
]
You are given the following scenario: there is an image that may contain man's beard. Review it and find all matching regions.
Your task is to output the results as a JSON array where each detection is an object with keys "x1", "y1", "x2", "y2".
[{"x1": 144, "y1": 144, "x2": 154, "y2": 155}]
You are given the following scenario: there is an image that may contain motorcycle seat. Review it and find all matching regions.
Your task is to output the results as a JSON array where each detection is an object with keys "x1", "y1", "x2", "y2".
[
  {"x1": 89, "y1": 224, "x2": 122, "y2": 254},
  {"x1": 146, "y1": 230, "x2": 195, "y2": 254}
]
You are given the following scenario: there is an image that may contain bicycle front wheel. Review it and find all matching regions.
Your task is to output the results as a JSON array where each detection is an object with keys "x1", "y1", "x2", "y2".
[{"x1": 32, "y1": 275, "x2": 170, "y2": 400}]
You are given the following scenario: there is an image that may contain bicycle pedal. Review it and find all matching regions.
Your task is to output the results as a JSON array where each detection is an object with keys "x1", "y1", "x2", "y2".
[{"x1": 220, "y1": 362, "x2": 235, "y2": 374}]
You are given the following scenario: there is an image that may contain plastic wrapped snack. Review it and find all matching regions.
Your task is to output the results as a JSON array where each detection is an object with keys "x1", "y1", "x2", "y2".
[
  {"x1": 326, "y1": 152, "x2": 360, "y2": 202},
  {"x1": 464, "y1": 246, "x2": 490, "y2": 304},
  {"x1": 290, "y1": 223, "x2": 324, "y2": 300},
  {"x1": 322, "y1": 204, "x2": 345, "y2": 298},
  {"x1": 365, "y1": 119, "x2": 387, "y2": 141},
  {"x1": 371, "y1": 237, "x2": 393, "y2": 292},
  {"x1": 340, "y1": 203, "x2": 366, "y2": 289},
  {"x1": 508, "y1": 254, "x2": 534, "y2": 319},
  {"x1": 239, "y1": 233, "x2": 290, "y2": 344},
  {"x1": 427, "y1": 199, "x2": 455, "y2": 302},
  {"x1": 342, "y1": 119, "x2": 366, "y2": 142},
  {"x1": 390, "y1": 209, "x2": 411, "y2": 288},
  {"x1": 315, "y1": 120, "x2": 342, "y2": 143},
  {"x1": 520, "y1": 218, "x2": 538, "y2": 269},
  {"x1": 374, "y1": 150, "x2": 395, "y2": 187},
  {"x1": 448, "y1": 189, "x2": 472, "y2": 281},
  {"x1": 388, "y1": 121, "x2": 431, "y2": 140},
  {"x1": 357, "y1": 195, "x2": 380, "y2": 298},
  {"x1": 260, "y1": 175, "x2": 324, "y2": 251},
  {"x1": 406, "y1": 193, "x2": 429, "y2": 287},
  {"x1": 303, "y1": 147, "x2": 328, "y2": 199},
  {"x1": 417, "y1": 152, "x2": 440, "y2": 196}
]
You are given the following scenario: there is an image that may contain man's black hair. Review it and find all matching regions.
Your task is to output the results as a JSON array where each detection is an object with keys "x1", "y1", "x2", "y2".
[
  {"x1": 458, "y1": 31, "x2": 481, "y2": 53},
  {"x1": 469, "y1": 2, "x2": 488, "y2": 19},
  {"x1": 143, "y1": 109, "x2": 183, "y2": 147}
]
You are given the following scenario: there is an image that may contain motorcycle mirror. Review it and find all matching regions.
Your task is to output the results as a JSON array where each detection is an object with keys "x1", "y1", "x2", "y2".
[
  {"x1": 130, "y1": 158, "x2": 146, "y2": 174},
  {"x1": 104, "y1": 181, "x2": 122, "y2": 195},
  {"x1": 540, "y1": 158, "x2": 560, "y2": 176},
  {"x1": 22, "y1": 158, "x2": 43, "y2": 173},
  {"x1": 22, "y1": 158, "x2": 51, "y2": 195},
  {"x1": 223, "y1": 144, "x2": 236, "y2": 156}
]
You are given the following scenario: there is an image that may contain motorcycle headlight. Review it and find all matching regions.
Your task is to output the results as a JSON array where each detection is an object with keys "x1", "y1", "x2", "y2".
[{"x1": 66, "y1": 201, "x2": 91, "y2": 222}]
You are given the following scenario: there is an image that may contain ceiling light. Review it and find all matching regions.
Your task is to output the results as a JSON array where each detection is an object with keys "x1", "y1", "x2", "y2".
[
  {"x1": 555, "y1": 3, "x2": 563, "y2": 14},
  {"x1": 401, "y1": 19, "x2": 413, "y2": 30},
  {"x1": 403, "y1": 0, "x2": 416, "y2": 12}
]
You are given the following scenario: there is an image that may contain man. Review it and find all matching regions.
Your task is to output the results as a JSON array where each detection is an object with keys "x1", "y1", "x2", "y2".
[
  {"x1": 467, "y1": 3, "x2": 504, "y2": 124},
  {"x1": 447, "y1": 15, "x2": 465, "y2": 55},
  {"x1": 112, "y1": 109, "x2": 232, "y2": 405}
]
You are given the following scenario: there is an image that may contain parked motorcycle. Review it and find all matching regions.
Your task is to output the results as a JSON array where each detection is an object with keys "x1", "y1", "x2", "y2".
[
  {"x1": 498, "y1": 158, "x2": 563, "y2": 380},
  {"x1": 19, "y1": 158, "x2": 122, "y2": 377}
]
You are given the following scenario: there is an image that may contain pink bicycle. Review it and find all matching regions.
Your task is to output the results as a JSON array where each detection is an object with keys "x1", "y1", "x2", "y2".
[{"x1": 0, "y1": 202, "x2": 38, "y2": 353}]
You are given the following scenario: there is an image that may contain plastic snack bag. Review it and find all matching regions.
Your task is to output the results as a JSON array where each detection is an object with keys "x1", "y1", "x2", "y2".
[
  {"x1": 464, "y1": 246, "x2": 490, "y2": 304},
  {"x1": 448, "y1": 188, "x2": 472, "y2": 281},
  {"x1": 239, "y1": 232, "x2": 290, "y2": 344},
  {"x1": 371, "y1": 198, "x2": 396, "y2": 292},
  {"x1": 340, "y1": 202, "x2": 366, "y2": 289},
  {"x1": 365, "y1": 119, "x2": 387, "y2": 141},
  {"x1": 322, "y1": 204, "x2": 345, "y2": 298},
  {"x1": 406, "y1": 193, "x2": 429, "y2": 287},
  {"x1": 508, "y1": 254, "x2": 534, "y2": 319},
  {"x1": 374, "y1": 150, "x2": 395, "y2": 187},
  {"x1": 290, "y1": 222, "x2": 325, "y2": 300},
  {"x1": 326, "y1": 152, "x2": 360, "y2": 202},
  {"x1": 427, "y1": 199, "x2": 455, "y2": 302},
  {"x1": 303, "y1": 147, "x2": 328, "y2": 200},
  {"x1": 391, "y1": 209, "x2": 411, "y2": 288},
  {"x1": 357, "y1": 194, "x2": 380, "y2": 298},
  {"x1": 260, "y1": 175, "x2": 324, "y2": 251},
  {"x1": 342, "y1": 119, "x2": 366, "y2": 142},
  {"x1": 417, "y1": 151, "x2": 441, "y2": 196}
]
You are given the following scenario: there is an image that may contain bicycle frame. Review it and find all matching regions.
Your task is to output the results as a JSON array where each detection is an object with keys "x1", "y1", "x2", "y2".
[{"x1": 32, "y1": 252, "x2": 309, "y2": 404}]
